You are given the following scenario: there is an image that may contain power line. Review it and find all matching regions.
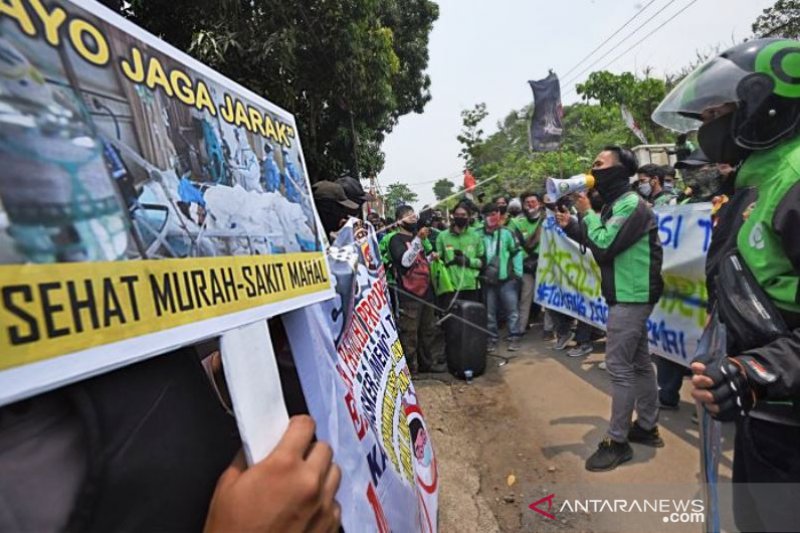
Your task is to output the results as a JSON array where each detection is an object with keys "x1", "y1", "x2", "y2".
[
  {"x1": 561, "y1": 0, "x2": 680, "y2": 88},
  {"x1": 561, "y1": 0, "x2": 660, "y2": 78},
  {"x1": 562, "y1": 0, "x2": 700, "y2": 99}
]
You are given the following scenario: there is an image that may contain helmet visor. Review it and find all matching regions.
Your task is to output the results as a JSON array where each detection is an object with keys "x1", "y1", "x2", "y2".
[{"x1": 652, "y1": 55, "x2": 750, "y2": 133}]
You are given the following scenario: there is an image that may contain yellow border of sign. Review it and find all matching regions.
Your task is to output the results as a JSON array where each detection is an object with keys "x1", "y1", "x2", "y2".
[{"x1": 0, "y1": 251, "x2": 329, "y2": 371}]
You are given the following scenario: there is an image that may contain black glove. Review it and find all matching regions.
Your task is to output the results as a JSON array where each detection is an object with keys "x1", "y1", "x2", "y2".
[
  {"x1": 452, "y1": 250, "x2": 469, "y2": 267},
  {"x1": 703, "y1": 357, "x2": 756, "y2": 422}
]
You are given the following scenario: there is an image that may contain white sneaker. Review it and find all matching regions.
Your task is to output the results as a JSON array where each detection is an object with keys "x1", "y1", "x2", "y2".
[
  {"x1": 598, "y1": 361, "x2": 607, "y2": 370},
  {"x1": 554, "y1": 331, "x2": 575, "y2": 350}
]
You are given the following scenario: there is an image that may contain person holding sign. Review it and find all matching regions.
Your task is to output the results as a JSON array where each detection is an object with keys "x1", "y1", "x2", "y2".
[{"x1": 556, "y1": 146, "x2": 665, "y2": 472}]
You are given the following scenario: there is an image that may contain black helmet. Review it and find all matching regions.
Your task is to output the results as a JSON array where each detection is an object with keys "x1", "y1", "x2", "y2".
[{"x1": 653, "y1": 39, "x2": 800, "y2": 152}]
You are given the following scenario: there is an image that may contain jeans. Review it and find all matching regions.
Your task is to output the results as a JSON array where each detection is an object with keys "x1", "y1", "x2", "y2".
[
  {"x1": 485, "y1": 279, "x2": 520, "y2": 343},
  {"x1": 605, "y1": 303, "x2": 659, "y2": 443},
  {"x1": 550, "y1": 310, "x2": 574, "y2": 337},
  {"x1": 656, "y1": 357, "x2": 689, "y2": 407}
]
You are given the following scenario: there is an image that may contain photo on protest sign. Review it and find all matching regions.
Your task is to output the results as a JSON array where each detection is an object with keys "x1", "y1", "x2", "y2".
[
  {"x1": 535, "y1": 204, "x2": 712, "y2": 366},
  {"x1": 284, "y1": 219, "x2": 439, "y2": 533},
  {"x1": 0, "y1": 0, "x2": 332, "y2": 402}
]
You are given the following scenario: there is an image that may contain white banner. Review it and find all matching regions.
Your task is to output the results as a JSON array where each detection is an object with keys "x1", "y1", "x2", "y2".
[
  {"x1": 535, "y1": 203, "x2": 713, "y2": 366},
  {"x1": 284, "y1": 220, "x2": 438, "y2": 533}
]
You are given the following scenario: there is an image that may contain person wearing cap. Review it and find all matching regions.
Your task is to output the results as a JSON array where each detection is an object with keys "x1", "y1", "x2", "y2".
[
  {"x1": 312, "y1": 180, "x2": 359, "y2": 242},
  {"x1": 675, "y1": 149, "x2": 723, "y2": 204},
  {"x1": 389, "y1": 205, "x2": 446, "y2": 374},
  {"x1": 336, "y1": 176, "x2": 369, "y2": 216},
  {"x1": 556, "y1": 145, "x2": 665, "y2": 472}
]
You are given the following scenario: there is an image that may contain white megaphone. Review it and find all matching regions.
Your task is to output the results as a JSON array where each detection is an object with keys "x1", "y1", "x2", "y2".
[{"x1": 545, "y1": 174, "x2": 596, "y2": 201}]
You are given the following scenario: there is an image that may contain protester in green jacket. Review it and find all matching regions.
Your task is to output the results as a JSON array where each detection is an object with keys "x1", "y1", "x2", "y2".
[
  {"x1": 435, "y1": 201, "x2": 485, "y2": 307},
  {"x1": 482, "y1": 202, "x2": 523, "y2": 354},
  {"x1": 509, "y1": 191, "x2": 544, "y2": 332},
  {"x1": 557, "y1": 146, "x2": 664, "y2": 473}
]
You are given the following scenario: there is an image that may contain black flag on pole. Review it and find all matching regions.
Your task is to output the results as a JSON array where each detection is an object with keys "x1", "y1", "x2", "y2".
[{"x1": 529, "y1": 72, "x2": 563, "y2": 152}]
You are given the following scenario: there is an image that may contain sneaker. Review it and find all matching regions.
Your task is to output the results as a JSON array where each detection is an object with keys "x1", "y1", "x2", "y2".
[
  {"x1": 567, "y1": 343, "x2": 592, "y2": 357},
  {"x1": 658, "y1": 401, "x2": 680, "y2": 411},
  {"x1": 508, "y1": 339, "x2": 521, "y2": 352},
  {"x1": 585, "y1": 438, "x2": 633, "y2": 472},
  {"x1": 487, "y1": 341, "x2": 497, "y2": 354},
  {"x1": 627, "y1": 421, "x2": 665, "y2": 448},
  {"x1": 598, "y1": 361, "x2": 607, "y2": 371},
  {"x1": 554, "y1": 331, "x2": 575, "y2": 350}
]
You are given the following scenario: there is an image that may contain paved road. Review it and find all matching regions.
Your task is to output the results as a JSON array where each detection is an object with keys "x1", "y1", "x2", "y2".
[{"x1": 415, "y1": 326, "x2": 736, "y2": 532}]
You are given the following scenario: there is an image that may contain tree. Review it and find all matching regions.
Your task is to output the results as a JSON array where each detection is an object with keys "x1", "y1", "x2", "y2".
[
  {"x1": 576, "y1": 71, "x2": 669, "y2": 144},
  {"x1": 456, "y1": 103, "x2": 489, "y2": 168},
  {"x1": 385, "y1": 182, "x2": 418, "y2": 209},
  {"x1": 753, "y1": 0, "x2": 800, "y2": 38},
  {"x1": 115, "y1": 0, "x2": 439, "y2": 181},
  {"x1": 432, "y1": 178, "x2": 455, "y2": 201}
]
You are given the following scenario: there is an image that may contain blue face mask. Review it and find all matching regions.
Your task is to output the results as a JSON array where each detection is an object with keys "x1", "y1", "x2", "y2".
[
  {"x1": 421, "y1": 442, "x2": 433, "y2": 467},
  {"x1": 663, "y1": 181, "x2": 675, "y2": 193}
]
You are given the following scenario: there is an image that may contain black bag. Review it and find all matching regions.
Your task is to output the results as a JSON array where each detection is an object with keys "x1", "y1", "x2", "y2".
[
  {"x1": 481, "y1": 231, "x2": 503, "y2": 285},
  {"x1": 445, "y1": 300, "x2": 488, "y2": 379},
  {"x1": 716, "y1": 250, "x2": 789, "y2": 353}
]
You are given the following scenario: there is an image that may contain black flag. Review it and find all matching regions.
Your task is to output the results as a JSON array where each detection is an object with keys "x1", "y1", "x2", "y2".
[{"x1": 529, "y1": 72, "x2": 563, "y2": 152}]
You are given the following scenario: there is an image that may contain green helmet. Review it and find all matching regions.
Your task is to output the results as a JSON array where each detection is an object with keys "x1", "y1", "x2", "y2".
[{"x1": 653, "y1": 38, "x2": 800, "y2": 152}]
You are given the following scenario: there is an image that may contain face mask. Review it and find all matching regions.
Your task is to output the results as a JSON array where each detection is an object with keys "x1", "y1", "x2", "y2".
[
  {"x1": 402, "y1": 221, "x2": 418, "y2": 233},
  {"x1": 698, "y1": 112, "x2": 751, "y2": 165},
  {"x1": 525, "y1": 208, "x2": 541, "y2": 221},
  {"x1": 421, "y1": 442, "x2": 432, "y2": 467},
  {"x1": 591, "y1": 165, "x2": 631, "y2": 200},
  {"x1": 453, "y1": 216, "x2": 469, "y2": 228},
  {"x1": 497, "y1": 205, "x2": 508, "y2": 215},
  {"x1": 663, "y1": 182, "x2": 675, "y2": 193},
  {"x1": 684, "y1": 167, "x2": 723, "y2": 199},
  {"x1": 638, "y1": 182, "x2": 653, "y2": 197}
]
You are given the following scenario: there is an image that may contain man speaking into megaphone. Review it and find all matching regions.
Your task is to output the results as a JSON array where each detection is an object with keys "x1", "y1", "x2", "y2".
[{"x1": 555, "y1": 145, "x2": 664, "y2": 473}]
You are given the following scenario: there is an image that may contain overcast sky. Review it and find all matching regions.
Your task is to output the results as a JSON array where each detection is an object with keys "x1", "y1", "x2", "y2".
[{"x1": 378, "y1": 0, "x2": 774, "y2": 208}]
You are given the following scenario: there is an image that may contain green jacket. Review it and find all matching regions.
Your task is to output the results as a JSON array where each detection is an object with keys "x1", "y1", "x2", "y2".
[
  {"x1": 379, "y1": 230, "x2": 398, "y2": 284},
  {"x1": 482, "y1": 227, "x2": 523, "y2": 281},
  {"x1": 435, "y1": 227, "x2": 485, "y2": 290},
  {"x1": 652, "y1": 191, "x2": 678, "y2": 207},
  {"x1": 509, "y1": 216, "x2": 542, "y2": 259},
  {"x1": 567, "y1": 191, "x2": 663, "y2": 305},
  {"x1": 736, "y1": 136, "x2": 800, "y2": 314}
]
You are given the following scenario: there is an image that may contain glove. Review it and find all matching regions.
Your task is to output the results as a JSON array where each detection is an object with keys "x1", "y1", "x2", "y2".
[
  {"x1": 452, "y1": 250, "x2": 469, "y2": 267},
  {"x1": 703, "y1": 357, "x2": 756, "y2": 422}
]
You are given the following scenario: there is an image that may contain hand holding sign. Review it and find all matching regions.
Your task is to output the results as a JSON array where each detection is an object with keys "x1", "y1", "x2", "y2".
[{"x1": 204, "y1": 416, "x2": 342, "y2": 533}]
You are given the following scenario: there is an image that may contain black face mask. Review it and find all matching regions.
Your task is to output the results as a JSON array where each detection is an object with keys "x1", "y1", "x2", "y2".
[
  {"x1": 698, "y1": 112, "x2": 751, "y2": 166},
  {"x1": 591, "y1": 165, "x2": 631, "y2": 202},
  {"x1": 497, "y1": 205, "x2": 508, "y2": 215},
  {"x1": 452, "y1": 217, "x2": 469, "y2": 228},
  {"x1": 402, "y1": 222, "x2": 418, "y2": 233},
  {"x1": 317, "y1": 201, "x2": 348, "y2": 237}
]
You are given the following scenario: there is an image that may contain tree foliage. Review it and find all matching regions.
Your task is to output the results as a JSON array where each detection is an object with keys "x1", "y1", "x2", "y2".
[
  {"x1": 385, "y1": 182, "x2": 419, "y2": 209},
  {"x1": 753, "y1": 0, "x2": 800, "y2": 39},
  {"x1": 432, "y1": 178, "x2": 455, "y2": 201},
  {"x1": 112, "y1": 0, "x2": 438, "y2": 181},
  {"x1": 576, "y1": 71, "x2": 669, "y2": 144},
  {"x1": 456, "y1": 102, "x2": 489, "y2": 169}
]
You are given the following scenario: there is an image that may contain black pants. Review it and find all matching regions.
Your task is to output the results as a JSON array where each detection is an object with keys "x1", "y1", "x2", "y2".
[{"x1": 732, "y1": 416, "x2": 800, "y2": 532}]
